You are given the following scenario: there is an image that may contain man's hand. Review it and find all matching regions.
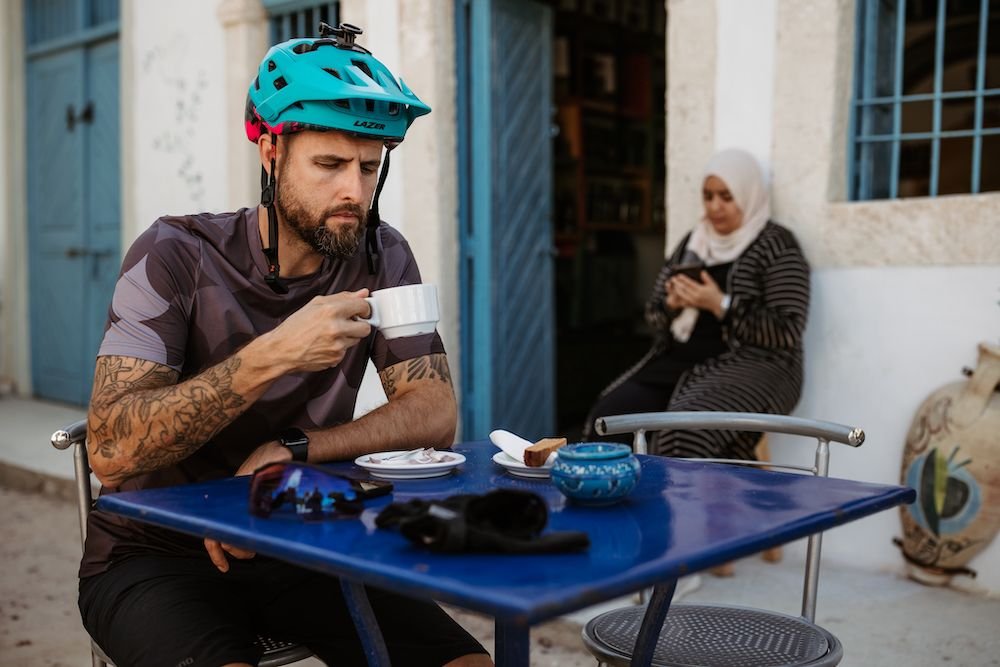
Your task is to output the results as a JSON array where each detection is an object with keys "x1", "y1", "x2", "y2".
[
  {"x1": 235, "y1": 440, "x2": 293, "y2": 477},
  {"x1": 204, "y1": 538, "x2": 256, "y2": 572},
  {"x1": 668, "y1": 271, "x2": 726, "y2": 318},
  {"x1": 259, "y1": 289, "x2": 374, "y2": 373}
]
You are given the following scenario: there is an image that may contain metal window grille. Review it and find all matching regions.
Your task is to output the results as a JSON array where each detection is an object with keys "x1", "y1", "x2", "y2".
[
  {"x1": 263, "y1": 0, "x2": 339, "y2": 44},
  {"x1": 848, "y1": 0, "x2": 999, "y2": 200}
]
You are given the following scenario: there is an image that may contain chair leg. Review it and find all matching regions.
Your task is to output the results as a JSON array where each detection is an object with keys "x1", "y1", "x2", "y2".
[{"x1": 755, "y1": 436, "x2": 783, "y2": 564}]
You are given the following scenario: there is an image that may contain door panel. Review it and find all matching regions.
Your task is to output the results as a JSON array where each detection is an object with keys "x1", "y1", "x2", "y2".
[
  {"x1": 491, "y1": 0, "x2": 554, "y2": 438},
  {"x1": 458, "y1": 0, "x2": 554, "y2": 440},
  {"x1": 27, "y1": 49, "x2": 88, "y2": 403},
  {"x1": 25, "y1": 0, "x2": 121, "y2": 405},
  {"x1": 85, "y1": 39, "x2": 121, "y2": 378}
]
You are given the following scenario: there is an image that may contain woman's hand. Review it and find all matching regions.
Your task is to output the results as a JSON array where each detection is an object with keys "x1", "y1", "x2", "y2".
[{"x1": 668, "y1": 271, "x2": 727, "y2": 319}]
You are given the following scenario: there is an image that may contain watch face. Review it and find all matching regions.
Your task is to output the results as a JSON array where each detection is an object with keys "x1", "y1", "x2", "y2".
[
  {"x1": 280, "y1": 428, "x2": 309, "y2": 447},
  {"x1": 280, "y1": 428, "x2": 309, "y2": 462}
]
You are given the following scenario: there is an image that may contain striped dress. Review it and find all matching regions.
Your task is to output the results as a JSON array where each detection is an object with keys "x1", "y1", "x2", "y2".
[{"x1": 602, "y1": 221, "x2": 810, "y2": 460}]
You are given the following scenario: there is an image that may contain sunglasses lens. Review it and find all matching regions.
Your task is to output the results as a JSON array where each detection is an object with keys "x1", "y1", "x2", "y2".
[{"x1": 249, "y1": 462, "x2": 360, "y2": 520}]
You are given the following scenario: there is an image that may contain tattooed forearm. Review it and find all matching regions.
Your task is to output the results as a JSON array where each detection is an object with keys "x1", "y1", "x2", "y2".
[
  {"x1": 88, "y1": 355, "x2": 253, "y2": 486},
  {"x1": 379, "y1": 354, "x2": 452, "y2": 400}
]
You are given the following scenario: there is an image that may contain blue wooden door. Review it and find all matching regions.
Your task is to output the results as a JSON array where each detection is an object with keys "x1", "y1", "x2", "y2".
[
  {"x1": 25, "y1": 1, "x2": 120, "y2": 405},
  {"x1": 457, "y1": 0, "x2": 554, "y2": 440}
]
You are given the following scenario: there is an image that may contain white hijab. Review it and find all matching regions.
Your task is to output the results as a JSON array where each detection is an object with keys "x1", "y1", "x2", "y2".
[{"x1": 671, "y1": 148, "x2": 771, "y2": 343}]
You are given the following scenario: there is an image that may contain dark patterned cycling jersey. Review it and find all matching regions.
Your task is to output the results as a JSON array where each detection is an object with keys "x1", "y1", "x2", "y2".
[{"x1": 81, "y1": 207, "x2": 444, "y2": 577}]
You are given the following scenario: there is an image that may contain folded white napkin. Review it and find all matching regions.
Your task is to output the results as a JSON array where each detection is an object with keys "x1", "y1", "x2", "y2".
[{"x1": 488, "y1": 430, "x2": 557, "y2": 466}]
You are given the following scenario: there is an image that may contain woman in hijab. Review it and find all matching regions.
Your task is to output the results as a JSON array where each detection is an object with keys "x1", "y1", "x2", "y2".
[{"x1": 584, "y1": 147, "x2": 810, "y2": 462}]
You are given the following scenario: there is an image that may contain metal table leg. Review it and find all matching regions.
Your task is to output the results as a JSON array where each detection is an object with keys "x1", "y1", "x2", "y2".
[
  {"x1": 340, "y1": 578, "x2": 391, "y2": 666},
  {"x1": 631, "y1": 579, "x2": 677, "y2": 667},
  {"x1": 495, "y1": 619, "x2": 530, "y2": 666}
]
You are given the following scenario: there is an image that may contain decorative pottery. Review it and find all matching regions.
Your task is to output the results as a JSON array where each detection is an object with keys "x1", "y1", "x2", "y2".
[
  {"x1": 899, "y1": 342, "x2": 1000, "y2": 585},
  {"x1": 552, "y1": 443, "x2": 641, "y2": 506}
]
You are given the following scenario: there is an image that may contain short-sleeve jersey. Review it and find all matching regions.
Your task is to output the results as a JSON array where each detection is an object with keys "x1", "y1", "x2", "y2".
[{"x1": 80, "y1": 207, "x2": 444, "y2": 577}]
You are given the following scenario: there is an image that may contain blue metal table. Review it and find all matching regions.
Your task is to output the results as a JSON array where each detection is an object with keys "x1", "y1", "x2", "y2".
[{"x1": 97, "y1": 441, "x2": 915, "y2": 666}]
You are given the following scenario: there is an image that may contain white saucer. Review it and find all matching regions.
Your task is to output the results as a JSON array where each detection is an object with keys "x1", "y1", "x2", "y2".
[
  {"x1": 354, "y1": 451, "x2": 465, "y2": 480},
  {"x1": 491, "y1": 451, "x2": 553, "y2": 479}
]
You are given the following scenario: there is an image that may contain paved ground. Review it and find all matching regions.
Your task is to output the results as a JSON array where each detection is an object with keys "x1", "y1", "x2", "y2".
[
  {"x1": 2, "y1": 395, "x2": 999, "y2": 666},
  {"x1": 3, "y1": 482, "x2": 1000, "y2": 666}
]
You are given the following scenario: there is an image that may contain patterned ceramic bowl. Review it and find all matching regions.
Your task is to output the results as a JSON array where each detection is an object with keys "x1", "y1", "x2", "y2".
[{"x1": 551, "y1": 443, "x2": 641, "y2": 506}]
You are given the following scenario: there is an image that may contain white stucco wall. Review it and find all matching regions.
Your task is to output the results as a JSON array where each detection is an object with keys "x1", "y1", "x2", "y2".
[
  {"x1": 124, "y1": 0, "x2": 231, "y2": 244},
  {"x1": 714, "y1": 0, "x2": 775, "y2": 174},
  {"x1": 0, "y1": 1, "x2": 29, "y2": 393},
  {"x1": 708, "y1": 0, "x2": 1000, "y2": 595}
]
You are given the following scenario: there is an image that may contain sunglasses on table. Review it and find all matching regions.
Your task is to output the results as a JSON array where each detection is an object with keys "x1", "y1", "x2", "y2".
[{"x1": 249, "y1": 461, "x2": 393, "y2": 520}]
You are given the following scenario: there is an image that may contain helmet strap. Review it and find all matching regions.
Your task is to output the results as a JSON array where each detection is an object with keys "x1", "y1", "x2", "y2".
[
  {"x1": 261, "y1": 133, "x2": 288, "y2": 294},
  {"x1": 365, "y1": 146, "x2": 392, "y2": 275}
]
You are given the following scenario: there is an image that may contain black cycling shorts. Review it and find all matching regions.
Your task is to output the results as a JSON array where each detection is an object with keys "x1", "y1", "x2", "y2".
[{"x1": 79, "y1": 554, "x2": 488, "y2": 667}]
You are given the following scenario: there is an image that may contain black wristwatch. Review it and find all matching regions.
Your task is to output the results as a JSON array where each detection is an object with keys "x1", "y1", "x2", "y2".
[{"x1": 278, "y1": 427, "x2": 309, "y2": 462}]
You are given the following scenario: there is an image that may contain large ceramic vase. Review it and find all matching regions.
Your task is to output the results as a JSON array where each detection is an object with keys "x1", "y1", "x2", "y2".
[{"x1": 899, "y1": 342, "x2": 1000, "y2": 585}]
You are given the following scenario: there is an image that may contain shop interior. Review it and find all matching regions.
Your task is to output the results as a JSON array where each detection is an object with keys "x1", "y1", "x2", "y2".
[{"x1": 550, "y1": 0, "x2": 668, "y2": 437}]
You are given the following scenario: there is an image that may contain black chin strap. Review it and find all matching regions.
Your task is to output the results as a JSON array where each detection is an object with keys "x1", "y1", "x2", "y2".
[
  {"x1": 365, "y1": 147, "x2": 393, "y2": 275},
  {"x1": 261, "y1": 133, "x2": 288, "y2": 294}
]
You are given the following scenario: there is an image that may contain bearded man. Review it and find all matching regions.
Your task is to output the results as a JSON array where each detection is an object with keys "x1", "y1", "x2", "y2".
[{"x1": 76, "y1": 23, "x2": 491, "y2": 667}]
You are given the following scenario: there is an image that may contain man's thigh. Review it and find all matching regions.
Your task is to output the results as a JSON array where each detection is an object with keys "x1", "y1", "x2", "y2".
[
  {"x1": 79, "y1": 555, "x2": 262, "y2": 667},
  {"x1": 256, "y1": 561, "x2": 489, "y2": 667}
]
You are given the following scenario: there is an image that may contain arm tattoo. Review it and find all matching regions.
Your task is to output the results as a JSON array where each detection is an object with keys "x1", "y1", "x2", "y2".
[
  {"x1": 89, "y1": 355, "x2": 249, "y2": 485},
  {"x1": 379, "y1": 354, "x2": 452, "y2": 400},
  {"x1": 381, "y1": 365, "x2": 400, "y2": 399}
]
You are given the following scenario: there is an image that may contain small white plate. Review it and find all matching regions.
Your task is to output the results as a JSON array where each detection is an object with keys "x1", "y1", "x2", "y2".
[
  {"x1": 354, "y1": 451, "x2": 466, "y2": 480},
  {"x1": 492, "y1": 451, "x2": 553, "y2": 479}
]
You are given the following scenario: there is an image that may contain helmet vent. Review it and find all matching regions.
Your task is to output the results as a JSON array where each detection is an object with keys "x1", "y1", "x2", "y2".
[
  {"x1": 388, "y1": 102, "x2": 400, "y2": 116},
  {"x1": 352, "y1": 60, "x2": 374, "y2": 79},
  {"x1": 267, "y1": 60, "x2": 277, "y2": 72},
  {"x1": 292, "y1": 43, "x2": 311, "y2": 55},
  {"x1": 274, "y1": 76, "x2": 288, "y2": 90},
  {"x1": 333, "y1": 99, "x2": 350, "y2": 110},
  {"x1": 254, "y1": 76, "x2": 260, "y2": 91},
  {"x1": 323, "y1": 68, "x2": 342, "y2": 80},
  {"x1": 365, "y1": 99, "x2": 374, "y2": 112},
  {"x1": 291, "y1": 101, "x2": 304, "y2": 110}
]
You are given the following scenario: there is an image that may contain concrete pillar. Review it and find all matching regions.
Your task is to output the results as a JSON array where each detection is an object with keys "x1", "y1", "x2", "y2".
[{"x1": 217, "y1": 0, "x2": 269, "y2": 210}]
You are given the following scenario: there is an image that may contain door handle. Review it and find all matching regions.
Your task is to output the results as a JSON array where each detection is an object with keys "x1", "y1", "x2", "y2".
[{"x1": 66, "y1": 102, "x2": 95, "y2": 132}]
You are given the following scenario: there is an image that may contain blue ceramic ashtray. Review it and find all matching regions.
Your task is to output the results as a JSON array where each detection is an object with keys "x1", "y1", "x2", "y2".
[{"x1": 551, "y1": 443, "x2": 641, "y2": 506}]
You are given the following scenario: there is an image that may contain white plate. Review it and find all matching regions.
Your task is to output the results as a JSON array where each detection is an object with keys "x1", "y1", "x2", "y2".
[
  {"x1": 354, "y1": 450, "x2": 466, "y2": 480},
  {"x1": 492, "y1": 451, "x2": 553, "y2": 479}
]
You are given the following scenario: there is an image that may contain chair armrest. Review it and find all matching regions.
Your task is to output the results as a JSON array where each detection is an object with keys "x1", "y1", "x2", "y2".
[
  {"x1": 51, "y1": 419, "x2": 89, "y2": 450},
  {"x1": 595, "y1": 411, "x2": 865, "y2": 448}
]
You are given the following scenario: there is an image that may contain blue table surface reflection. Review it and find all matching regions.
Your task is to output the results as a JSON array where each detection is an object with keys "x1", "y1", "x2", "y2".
[{"x1": 97, "y1": 440, "x2": 915, "y2": 665}]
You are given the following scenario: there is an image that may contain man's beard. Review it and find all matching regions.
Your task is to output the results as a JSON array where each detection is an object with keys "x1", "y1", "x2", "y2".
[{"x1": 275, "y1": 179, "x2": 366, "y2": 259}]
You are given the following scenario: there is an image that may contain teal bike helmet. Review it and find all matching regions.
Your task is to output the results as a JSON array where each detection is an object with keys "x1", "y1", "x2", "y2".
[{"x1": 245, "y1": 23, "x2": 431, "y2": 291}]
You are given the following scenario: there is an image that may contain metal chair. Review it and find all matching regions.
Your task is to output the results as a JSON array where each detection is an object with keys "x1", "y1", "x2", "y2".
[
  {"x1": 51, "y1": 419, "x2": 314, "y2": 667},
  {"x1": 581, "y1": 411, "x2": 866, "y2": 667}
]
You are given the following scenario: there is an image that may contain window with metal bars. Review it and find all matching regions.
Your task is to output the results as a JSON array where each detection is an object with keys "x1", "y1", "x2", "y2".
[
  {"x1": 848, "y1": 0, "x2": 999, "y2": 200},
  {"x1": 263, "y1": 0, "x2": 339, "y2": 44}
]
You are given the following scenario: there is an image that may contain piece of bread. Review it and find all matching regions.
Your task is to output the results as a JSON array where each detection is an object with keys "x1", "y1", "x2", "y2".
[{"x1": 524, "y1": 437, "x2": 567, "y2": 467}]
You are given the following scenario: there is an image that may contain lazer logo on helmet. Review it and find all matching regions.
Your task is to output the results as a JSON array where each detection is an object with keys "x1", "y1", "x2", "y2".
[{"x1": 354, "y1": 120, "x2": 386, "y2": 130}]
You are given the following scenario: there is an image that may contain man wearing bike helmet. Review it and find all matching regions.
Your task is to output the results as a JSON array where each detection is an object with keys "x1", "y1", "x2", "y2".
[{"x1": 77, "y1": 24, "x2": 491, "y2": 666}]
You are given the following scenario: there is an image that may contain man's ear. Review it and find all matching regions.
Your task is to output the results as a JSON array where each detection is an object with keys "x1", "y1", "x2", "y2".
[{"x1": 258, "y1": 134, "x2": 277, "y2": 175}]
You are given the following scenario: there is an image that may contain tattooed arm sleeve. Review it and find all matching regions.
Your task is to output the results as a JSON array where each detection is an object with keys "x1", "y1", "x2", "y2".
[{"x1": 86, "y1": 352, "x2": 275, "y2": 487}]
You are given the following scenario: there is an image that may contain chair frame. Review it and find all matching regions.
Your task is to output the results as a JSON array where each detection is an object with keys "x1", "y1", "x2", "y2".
[
  {"x1": 584, "y1": 411, "x2": 866, "y2": 667},
  {"x1": 51, "y1": 419, "x2": 314, "y2": 667}
]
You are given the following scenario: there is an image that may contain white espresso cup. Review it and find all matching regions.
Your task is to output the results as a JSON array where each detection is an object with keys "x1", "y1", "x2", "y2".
[{"x1": 361, "y1": 284, "x2": 440, "y2": 339}]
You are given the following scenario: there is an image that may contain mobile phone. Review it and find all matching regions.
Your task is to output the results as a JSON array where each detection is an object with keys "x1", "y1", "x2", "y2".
[
  {"x1": 355, "y1": 478, "x2": 394, "y2": 498},
  {"x1": 669, "y1": 262, "x2": 705, "y2": 282}
]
